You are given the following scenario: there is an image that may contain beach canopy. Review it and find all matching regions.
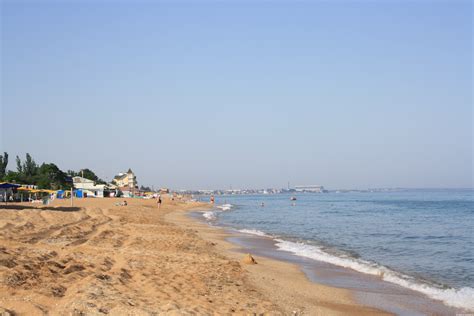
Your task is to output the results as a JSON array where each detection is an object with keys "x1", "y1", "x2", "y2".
[
  {"x1": 0, "y1": 182, "x2": 21, "y2": 189},
  {"x1": 17, "y1": 187, "x2": 32, "y2": 191},
  {"x1": 16, "y1": 187, "x2": 56, "y2": 193}
]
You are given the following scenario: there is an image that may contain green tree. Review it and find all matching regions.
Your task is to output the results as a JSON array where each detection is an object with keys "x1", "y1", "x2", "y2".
[
  {"x1": 36, "y1": 163, "x2": 70, "y2": 190},
  {"x1": 14, "y1": 153, "x2": 38, "y2": 184},
  {"x1": 80, "y1": 168, "x2": 99, "y2": 181},
  {"x1": 0, "y1": 152, "x2": 8, "y2": 180},
  {"x1": 77, "y1": 168, "x2": 106, "y2": 184},
  {"x1": 16, "y1": 155, "x2": 22, "y2": 173},
  {"x1": 3, "y1": 153, "x2": 72, "y2": 189},
  {"x1": 67, "y1": 170, "x2": 78, "y2": 177},
  {"x1": 23, "y1": 153, "x2": 38, "y2": 178},
  {"x1": 140, "y1": 185, "x2": 151, "y2": 191},
  {"x1": 4, "y1": 171, "x2": 21, "y2": 183}
]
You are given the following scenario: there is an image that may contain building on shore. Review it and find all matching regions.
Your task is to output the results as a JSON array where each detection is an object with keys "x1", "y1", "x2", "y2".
[
  {"x1": 294, "y1": 185, "x2": 326, "y2": 193},
  {"x1": 72, "y1": 176, "x2": 106, "y2": 198},
  {"x1": 112, "y1": 168, "x2": 138, "y2": 197}
]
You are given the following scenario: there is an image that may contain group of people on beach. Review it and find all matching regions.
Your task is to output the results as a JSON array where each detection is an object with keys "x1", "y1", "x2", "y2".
[{"x1": 114, "y1": 195, "x2": 162, "y2": 208}]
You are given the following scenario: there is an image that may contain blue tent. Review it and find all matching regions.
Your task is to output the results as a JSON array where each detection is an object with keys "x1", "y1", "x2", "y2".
[{"x1": 0, "y1": 182, "x2": 21, "y2": 189}]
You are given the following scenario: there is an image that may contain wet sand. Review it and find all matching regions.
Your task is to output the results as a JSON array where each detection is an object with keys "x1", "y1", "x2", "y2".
[
  {"x1": 183, "y1": 210, "x2": 466, "y2": 316},
  {"x1": 0, "y1": 197, "x2": 392, "y2": 315},
  {"x1": 167, "y1": 208, "x2": 390, "y2": 315},
  {"x1": 223, "y1": 233, "x2": 462, "y2": 316}
]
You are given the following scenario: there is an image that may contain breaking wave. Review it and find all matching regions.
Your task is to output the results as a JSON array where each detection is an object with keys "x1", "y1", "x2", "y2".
[
  {"x1": 274, "y1": 239, "x2": 474, "y2": 311},
  {"x1": 233, "y1": 227, "x2": 474, "y2": 311},
  {"x1": 201, "y1": 204, "x2": 234, "y2": 221}
]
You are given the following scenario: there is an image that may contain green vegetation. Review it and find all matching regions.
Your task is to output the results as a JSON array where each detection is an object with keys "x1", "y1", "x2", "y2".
[
  {"x1": 0, "y1": 152, "x2": 105, "y2": 190},
  {"x1": 67, "y1": 168, "x2": 106, "y2": 184},
  {"x1": 0, "y1": 152, "x2": 8, "y2": 180},
  {"x1": 140, "y1": 185, "x2": 151, "y2": 192},
  {"x1": 4, "y1": 153, "x2": 70, "y2": 190}
]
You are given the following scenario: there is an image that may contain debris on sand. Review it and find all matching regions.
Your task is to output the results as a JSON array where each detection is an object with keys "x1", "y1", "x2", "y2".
[{"x1": 242, "y1": 253, "x2": 257, "y2": 265}]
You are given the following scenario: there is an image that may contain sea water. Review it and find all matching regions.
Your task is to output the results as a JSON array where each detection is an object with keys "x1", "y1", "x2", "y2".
[{"x1": 202, "y1": 189, "x2": 474, "y2": 311}]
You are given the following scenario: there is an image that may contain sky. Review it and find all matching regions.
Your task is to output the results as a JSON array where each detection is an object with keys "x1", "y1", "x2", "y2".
[{"x1": 1, "y1": 0, "x2": 472, "y2": 190}]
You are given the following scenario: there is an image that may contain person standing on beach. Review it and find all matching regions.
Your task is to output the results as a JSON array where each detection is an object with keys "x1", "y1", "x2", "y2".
[{"x1": 157, "y1": 195, "x2": 162, "y2": 208}]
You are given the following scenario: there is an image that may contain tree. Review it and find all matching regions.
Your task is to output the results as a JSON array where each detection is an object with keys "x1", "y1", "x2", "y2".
[
  {"x1": 80, "y1": 169, "x2": 99, "y2": 181},
  {"x1": 2, "y1": 153, "x2": 101, "y2": 190},
  {"x1": 67, "y1": 170, "x2": 78, "y2": 177},
  {"x1": 14, "y1": 153, "x2": 38, "y2": 184},
  {"x1": 77, "y1": 168, "x2": 106, "y2": 184},
  {"x1": 16, "y1": 156, "x2": 22, "y2": 173},
  {"x1": 23, "y1": 153, "x2": 38, "y2": 178},
  {"x1": 36, "y1": 163, "x2": 70, "y2": 190},
  {"x1": 0, "y1": 152, "x2": 8, "y2": 180},
  {"x1": 140, "y1": 185, "x2": 151, "y2": 192},
  {"x1": 4, "y1": 171, "x2": 21, "y2": 183}
]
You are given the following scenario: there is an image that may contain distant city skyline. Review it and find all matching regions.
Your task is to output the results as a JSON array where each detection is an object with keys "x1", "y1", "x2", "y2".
[{"x1": 1, "y1": 1, "x2": 472, "y2": 189}]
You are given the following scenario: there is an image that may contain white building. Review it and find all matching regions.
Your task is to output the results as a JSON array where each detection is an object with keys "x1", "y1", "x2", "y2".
[
  {"x1": 294, "y1": 185, "x2": 325, "y2": 193},
  {"x1": 72, "y1": 176, "x2": 106, "y2": 198}
]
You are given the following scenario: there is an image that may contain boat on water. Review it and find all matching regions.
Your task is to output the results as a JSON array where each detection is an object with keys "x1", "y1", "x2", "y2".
[{"x1": 290, "y1": 196, "x2": 297, "y2": 201}]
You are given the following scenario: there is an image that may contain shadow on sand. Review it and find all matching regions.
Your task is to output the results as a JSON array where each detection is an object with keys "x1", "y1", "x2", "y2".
[{"x1": 0, "y1": 204, "x2": 82, "y2": 212}]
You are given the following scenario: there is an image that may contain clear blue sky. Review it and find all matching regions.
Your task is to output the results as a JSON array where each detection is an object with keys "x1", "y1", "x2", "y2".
[{"x1": 1, "y1": 0, "x2": 472, "y2": 189}]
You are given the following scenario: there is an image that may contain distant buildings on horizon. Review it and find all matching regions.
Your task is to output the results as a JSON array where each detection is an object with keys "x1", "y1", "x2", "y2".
[
  {"x1": 70, "y1": 168, "x2": 406, "y2": 198},
  {"x1": 176, "y1": 186, "x2": 404, "y2": 196}
]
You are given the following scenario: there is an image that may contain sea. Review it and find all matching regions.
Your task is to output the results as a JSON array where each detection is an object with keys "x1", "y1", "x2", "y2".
[{"x1": 198, "y1": 189, "x2": 474, "y2": 314}]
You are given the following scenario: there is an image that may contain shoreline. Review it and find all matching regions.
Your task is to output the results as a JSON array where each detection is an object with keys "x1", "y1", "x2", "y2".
[
  {"x1": 0, "y1": 198, "x2": 468, "y2": 315},
  {"x1": 165, "y1": 206, "x2": 391, "y2": 315},
  {"x1": 175, "y1": 208, "x2": 467, "y2": 315}
]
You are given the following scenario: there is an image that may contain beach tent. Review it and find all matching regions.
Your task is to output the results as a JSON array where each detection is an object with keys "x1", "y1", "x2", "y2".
[
  {"x1": 16, "y1": 187, "x2": 33, "y2": 202},
  {"x1": 0, "y1": 182, "x2": 21, "y2": 189},
  {"x1": 0, "y1": 182, "x2": 21, "y2": 202},
  {"x1": 57, "y1": 190, "x2": 72, "y2": 198}
]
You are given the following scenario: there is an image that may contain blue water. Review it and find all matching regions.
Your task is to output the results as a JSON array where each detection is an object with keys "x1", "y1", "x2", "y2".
[{"x1": 204, "y1": 189, "x2": 474, "y2": 310}]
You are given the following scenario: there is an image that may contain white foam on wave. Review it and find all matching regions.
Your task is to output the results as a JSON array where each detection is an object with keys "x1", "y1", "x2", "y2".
[
  {"x1": 238, "y1": 229, "x2": 270, "y2": 237},
  {"x1": 274, "y1": 239, "x2": 474, "y2": 311},
  {"x1": 202, "y1": 211, "x2": 217, "y2": 221},
  {"x1": 202, "y1": 204, "x2": 234, "y2": 221},
  {"x1": 216, "y1": 203, "x2": 233, "y2": 211}
]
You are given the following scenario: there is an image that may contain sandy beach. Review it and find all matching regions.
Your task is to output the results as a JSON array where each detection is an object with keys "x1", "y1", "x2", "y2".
[
  {"x1": 3, "y1": 0, "x2": 471, "y2": 314},
  {"x1": 0, "y1": 197, "x2": 388, "y2": 315}
]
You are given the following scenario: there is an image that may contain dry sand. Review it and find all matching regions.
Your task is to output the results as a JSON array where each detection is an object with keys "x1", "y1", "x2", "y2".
[
  {"x1": 166, "y1": 207, "x2": 390, "y2": 316},
  {"x1": 0, "y1": 198, "x2": 389, "y2": 315}
]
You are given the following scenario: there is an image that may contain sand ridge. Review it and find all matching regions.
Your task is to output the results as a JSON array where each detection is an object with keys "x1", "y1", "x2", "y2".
[{"x1": 0, "y1": 198, "x2": 281, "y2": 315}]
